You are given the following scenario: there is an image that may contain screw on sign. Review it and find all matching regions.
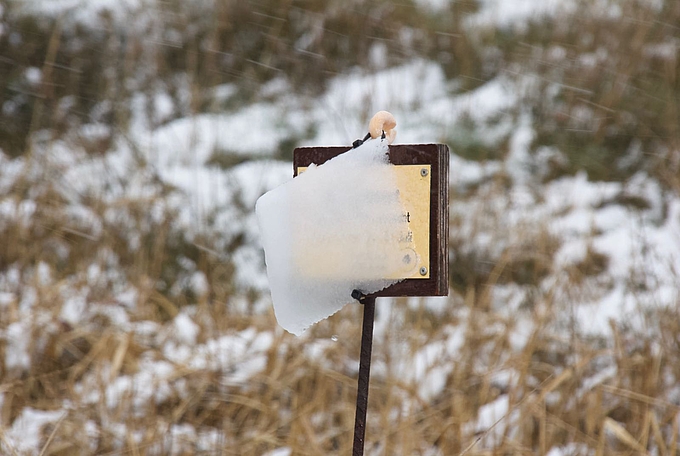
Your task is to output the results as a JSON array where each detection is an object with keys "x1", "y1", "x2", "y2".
[{"x1": 256, "y1": 111, "x2": 449, "y2": 455}]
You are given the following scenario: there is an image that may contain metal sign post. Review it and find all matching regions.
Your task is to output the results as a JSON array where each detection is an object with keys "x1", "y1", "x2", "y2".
[
  {"x1": 293, "y1": 143, "x2": 449, "y2": 455},
  {"x1": 350, "y1": 290, "x2": 375, "y2": 456}
]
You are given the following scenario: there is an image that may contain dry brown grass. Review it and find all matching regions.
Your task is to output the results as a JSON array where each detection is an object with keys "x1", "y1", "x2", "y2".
[{"x1": 2, "y1": 151, "x2": 678, "y2": 455}]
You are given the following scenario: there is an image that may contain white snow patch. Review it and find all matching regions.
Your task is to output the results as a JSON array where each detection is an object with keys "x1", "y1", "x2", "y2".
[
  {"x1": 163, "y1": 328, "x2": 273, "y2": 385},
  {"x1": 105, "y1": 359, "x2": 176, "y2": 411},
  {"x1": 173, "y1": 312, "x2": 200, "y2": 345},
  {"x1": 190, "y1": 271, "x2": 209, "y2": 297},
  {"x1": 546, "y1": 443, "x2": 595, "y2": 456},
  {"x1": 0, "y1": 291, "x2": 15, "y2": 308},
  {"x1": 264, "y1": 448, "x2": 292, "y2": 456},
  {"x1": 2, "y1": 407, "x2": 65, "y2": 454},
  {"x1": 464, "y1": 395, "x2": 518, "y2": 446},
  {"x1": 469, "y1": 0, "x2": 578, "y2": 31},
  {"x1": 4, "y1": 321, "x2": 31, "y2": 372},
  {"x1": 17, "y1": 0, "x2": 144, "y2": 26},
  {"x1": 24, "y1": 66, "x2": 42, "y2": 85}
]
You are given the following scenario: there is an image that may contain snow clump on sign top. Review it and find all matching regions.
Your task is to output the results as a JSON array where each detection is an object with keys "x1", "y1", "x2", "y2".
[{"x1": 256, "y1": 122, "x2": 411, "y2": 335}]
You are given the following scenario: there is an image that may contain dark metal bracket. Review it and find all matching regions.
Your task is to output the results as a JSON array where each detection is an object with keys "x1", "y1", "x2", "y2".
[{"x1": 352, "y1": 132, "x2": 372, "y2": 149}]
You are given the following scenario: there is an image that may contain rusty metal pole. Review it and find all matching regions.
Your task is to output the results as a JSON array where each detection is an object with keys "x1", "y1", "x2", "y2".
[{"x1": 351, "y1": 290, "x2": 376, "y2": 456}]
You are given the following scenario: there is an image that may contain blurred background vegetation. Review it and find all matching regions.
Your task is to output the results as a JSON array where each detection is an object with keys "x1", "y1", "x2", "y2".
[
  {"x1": 1, "y1": 0, "x2": 679, "y2": 454},
  {"x1": 2, "y1": 0, "x2": 678, "y2": 186}
]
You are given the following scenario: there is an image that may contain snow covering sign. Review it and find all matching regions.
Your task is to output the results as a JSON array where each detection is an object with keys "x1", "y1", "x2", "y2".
[{"x1": 256, "y1": 137, "x2": 413, "y2": 335}]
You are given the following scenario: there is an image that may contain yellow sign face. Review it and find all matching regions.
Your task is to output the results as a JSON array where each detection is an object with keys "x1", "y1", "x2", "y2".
[
  {"x1": 395, "y1": 165, "x2": 431, "y2": 279},
  {"x1": 295, "y1": 164, "x2": 431, "y2": 279}
]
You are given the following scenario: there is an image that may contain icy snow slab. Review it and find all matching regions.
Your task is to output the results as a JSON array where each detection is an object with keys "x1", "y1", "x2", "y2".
[{"x1": 256, "y1": 138, "x2": 413, "y2": 335}]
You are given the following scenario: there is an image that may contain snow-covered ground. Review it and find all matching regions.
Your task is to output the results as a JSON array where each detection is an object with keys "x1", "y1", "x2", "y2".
[{"x1": 1, "y1": 0, "x2": 679, "y2": 454}]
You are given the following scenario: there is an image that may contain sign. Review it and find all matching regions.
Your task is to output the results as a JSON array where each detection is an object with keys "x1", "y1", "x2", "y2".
[{"x1": 293, "y1": 143, "x2": 449, "y2": 297}]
